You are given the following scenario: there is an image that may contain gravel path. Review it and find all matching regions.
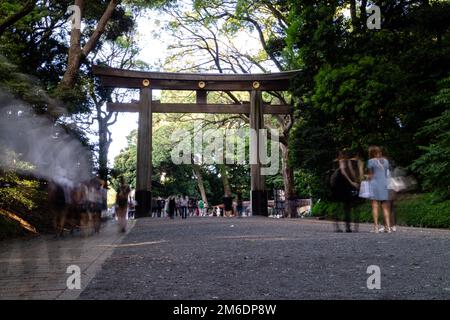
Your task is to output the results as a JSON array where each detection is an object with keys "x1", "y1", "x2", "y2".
[{"x1": 79, "y1": 217, "x2": 450, "y2": 300}]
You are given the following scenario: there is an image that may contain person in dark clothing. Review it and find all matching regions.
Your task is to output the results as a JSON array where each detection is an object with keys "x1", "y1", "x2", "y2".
[
  {"x1": 330, "y1": 150, "x2": 363, "y2": 232},
  {"x1": 236, "y1": 192, "x2": 243, "y2": 217},
  {"x1": 168, "y1": 196, "x2": 176, "y2": 219},
  {"x1": 155, "y1": 197, "x2": 162, "y2": 217},
  {"x1": 116, "y1": 177, "x2": 130, "y2": 233}
]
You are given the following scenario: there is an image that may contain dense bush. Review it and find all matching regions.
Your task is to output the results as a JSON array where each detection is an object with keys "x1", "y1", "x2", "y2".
[
  {"x1": 411, "y1": 76, "x2": 450, "y2": 200},
  {"x1": 312, "y1": 193, "x2": 450, "y2": 229},
  {"x1": 0, "y1": 168, "x2": 51, "y2": 238}
]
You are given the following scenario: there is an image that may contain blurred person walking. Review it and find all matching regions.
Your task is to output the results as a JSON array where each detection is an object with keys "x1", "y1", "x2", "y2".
[
  {"x1": 367, "y1": 146, "x2": 392, "y2": 233},
  {"x1": 156, "y1": 197, "x2": 163, "y2": 217},
  {"x1": 87, "y1": 178, "x2": 103, "y2": 235},
  {"x1": 168, "y1": 195, "x2": 176, "y2": 219},
  {"x1": 100, "y1": 180, "x2": 108, "y2": 226},
  {"x1": 70, "y1": 183, "x2": 86, "y2": 236},
  {"x1": 188, "y1": 198, "x2": 195, "y2": 216},
  {"x1": 384, "y1": 161, "x2": 413, "y2": 232},
  {"x1": 175, "y1": 195, "x2": 181, "y2": 217},
  {"x1": 349, "y1": 150, "x2": 365, "y2": 231},
  {"x1": 127, "y1": 192, "x2": 136, "y2": 220},
  {"x1": 116, "y1": 177, "x2": 130, "y2": 233},
  {"x1": 181, "y1": 195, "x2": 189, "y2": 219},
  {"x1": 163, "y1": 197, "x2": 169, "y2": 218},
  {"x1": 236, "y1": 192, "x2": 244, "y2": 218},
  {"x1": 198, "y1": 199, "x2": 205, "y2": 216},
  {"x1": 48, "y1": 180, "x2": 67, "y2": 238},
  {"x1": 86, "y1": 180, "x2": 97, "y2": 236},
  {"x1": 330, "y1": 150, "x2": 361, "y2": 232}
]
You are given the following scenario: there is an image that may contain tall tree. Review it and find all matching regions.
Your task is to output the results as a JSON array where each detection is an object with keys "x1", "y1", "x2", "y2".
[
  {"x1": 74, "y1": 30, "x2": 147, "y2": 182},
  {"x1": 59, "y1": 0, "x2": 171, "y2": 89},
  {"x1": 59, "y1": 0, "x2": 128, "y2": 90},
  {"x1": 0, "y1": 1, "x2": 35, "y2": 36}
]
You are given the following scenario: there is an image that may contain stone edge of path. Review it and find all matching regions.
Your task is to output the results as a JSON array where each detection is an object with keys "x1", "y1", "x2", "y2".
[{"x1": 57, "y1": 220, "x2": 137, "y2": 300}]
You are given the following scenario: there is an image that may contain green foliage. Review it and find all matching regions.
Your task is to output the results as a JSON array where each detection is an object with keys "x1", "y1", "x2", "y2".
[
  {"x1": 0, "y1": 172, "x2": 39, "y2": 212},
  {"x1": 0, "y1": 148, "x2": 40, "y2": 213},
  {"x1": 411, "y1": 76, "x2": 450, "y2": 199},
  {"x1": 111, "y1": 129, "x2": 137, "y2": 190},
  {"x1": 312, "y1": 194, "x2": 450, "y2": 229},
  {"x1": 112, "y1": 110, "x2": 253, "y2": 204},
  {"x1": 0, "y1": 156, "x2": 50, "y2": 238},
  {"x1": 293, "y1": 169, "x2": 323, "y2": 198},
  {"x1": 397, "y1": 194, "x2": 450, "y2": 228},
  {"x1": 312, "y1": 56, "x2": 403, "y2": 148},
  {"x1": 286, "y1": 0, "x2": 450, "y2": 200}
]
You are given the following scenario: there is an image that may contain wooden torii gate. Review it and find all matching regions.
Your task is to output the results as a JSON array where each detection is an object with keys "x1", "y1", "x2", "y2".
[{"x1": 93, "y1": 66, "x2": 300, "y2": 218}]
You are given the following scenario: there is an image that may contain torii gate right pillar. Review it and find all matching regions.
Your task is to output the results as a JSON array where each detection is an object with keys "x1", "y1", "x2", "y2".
[
  {"x1": 250, "y1": 90, "x2": 268, "y2": 216},
  {"x1": 135, "y1": 87, "x2": 152, "y2": 218}
]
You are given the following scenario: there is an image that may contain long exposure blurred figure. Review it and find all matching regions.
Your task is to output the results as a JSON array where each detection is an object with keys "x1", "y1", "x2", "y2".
[
  {"x1": 102, "y1": 181, "x2": 108, "y2": 216},
  {"x1": 236, "y1": 192, "x2": 243, "y2": 217},
  {"x1": 128, "y1": 192, "x2": 136, "y2": 220},
  {"x1": 175, "y1": 195, "x2": 181, "y2": 217},
  {"x1": 157, "y1": 197, "x2": 164, "y2": 218},
  {"x1": 181, "y1": 195, "x2": 189, "y2": 219},
  {"x1": 86, "y1": 180, "x2": 96, "y2": 236},
  {"x1": 383, "y1": 152, "x2": 399, "y2": 233},
  {"x1": 168, "y1": 195, "x2": 176, "y2": 219},
  {"x1": 94, "y1": 179, "x2": 104, "y2": 233},
  {"x1": 48, "y1": 180, "x2": 66, "y2": 238},
  {"x1": 116, "y1": 177, "x2": 130, "y2": 233},
  {"x1": 151, "y1": 197, "x2": 157, "y2": 217},
  {"x1": 198, "y1": 199, "x2": 204, "y2": 216},
  {"x1": 330, "y1": 150, "x2": 361, "y2": 232},
  {"x1": 188, "y1": 197, "x2": 195, "y2": 216},
  {"x1": 87, "y1": 178, "x2": 103, "y2": 235},
  {"x1": 63, "y1": 184, "x2": 76, "y2": 236},
  {"x1": 349, "y1": 150, "x2": 365, "y2": 232},
  {"x1": 77, "y1": 182, "x2": 90, "y2": 237},
  {"x1": 367, "y1": 146, "x2": 392, "y2": 233}
]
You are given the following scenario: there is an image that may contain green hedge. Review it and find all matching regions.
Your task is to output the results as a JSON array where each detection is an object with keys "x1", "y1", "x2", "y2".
[{"x1": 312, "y1": 193, "x2": 450, "y2": 229}]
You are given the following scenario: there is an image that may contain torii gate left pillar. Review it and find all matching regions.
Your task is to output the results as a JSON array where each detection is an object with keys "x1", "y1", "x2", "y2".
[{"x1": 135, "y1": 87, "x2": 152, "y2": 218}]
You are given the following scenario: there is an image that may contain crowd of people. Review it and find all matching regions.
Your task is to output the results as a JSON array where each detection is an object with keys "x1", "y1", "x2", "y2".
[
  {"x1": 48, "y1": 144, "x2": 401, "y2": 238},
  {"x1": 116, "y1": 193, "x2": 247, "y2": 220},
  {"x1": 150, "y1": 195, "x2": 226, "y2": 219},
  {"x1": 330, "y1": 145, "x2": 407, "y2": 234},
  {"x1": 48, "y1": 177, "x2": 107, "y2": 238}
]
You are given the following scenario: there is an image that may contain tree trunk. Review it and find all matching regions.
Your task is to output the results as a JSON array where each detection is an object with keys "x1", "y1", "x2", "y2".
[
  {"x1": 98, "y1": 117, "x2": 110, "y2": 183},
  {"x1": 60, "y1": 29, "x2": 83, "y2": 90},
  {"x1": 59, "y1": 0, "x2": 84, "y2": 90},
  {"x1": 360, "y1": 0, "x2": 368, "y2": 21},
  {"x1": 192, "y1": 164, "x2": 208, "y2": 205},
  {"x1": 349, "y1": 0, "x2": 358, "y2": 30},
  {"x1": 219, "y1": 164, "x2": 232, "y2": 197},
  {"x1": 59, "y1": 0, "x2": 119, "y2": 90},
  {"x1": 281, "y1": 142, "x2": 296, "y2": 218}
]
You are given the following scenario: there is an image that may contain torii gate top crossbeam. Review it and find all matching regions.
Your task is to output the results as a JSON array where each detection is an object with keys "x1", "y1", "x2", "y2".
[{"x1": 92, "y1": 66, "x2": 301, "y2": 91}]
